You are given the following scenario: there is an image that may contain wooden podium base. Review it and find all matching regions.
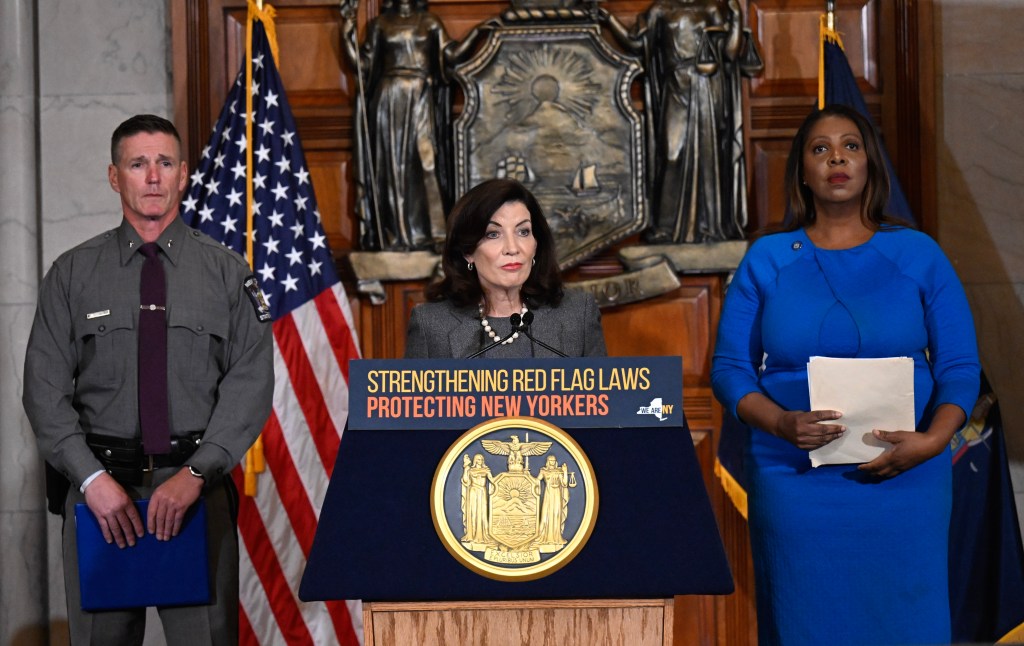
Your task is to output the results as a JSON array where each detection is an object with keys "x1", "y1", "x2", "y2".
[{"x1": 363, "y1": 598, "x2": 678, "y2": 645}]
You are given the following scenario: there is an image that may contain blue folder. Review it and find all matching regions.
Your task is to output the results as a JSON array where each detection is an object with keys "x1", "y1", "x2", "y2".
[{"x1": 75, "y1": 498, "x2": 210, "y2": 611}]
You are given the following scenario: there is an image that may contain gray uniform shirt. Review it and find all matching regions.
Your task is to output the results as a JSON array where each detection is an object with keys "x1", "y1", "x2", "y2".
[{"x1": 23, "y1": 216, "x2": 274, "y2": 488}]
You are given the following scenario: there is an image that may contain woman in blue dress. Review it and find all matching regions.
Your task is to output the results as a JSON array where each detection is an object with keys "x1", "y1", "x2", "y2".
[{"x1": 712, "y1": 104, "x2": 980, "y2": 645}]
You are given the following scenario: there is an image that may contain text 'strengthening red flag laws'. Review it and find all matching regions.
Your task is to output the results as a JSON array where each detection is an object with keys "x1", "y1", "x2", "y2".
[{"x1": 182, "y1": 3, "x2": 362, "y2": 644}]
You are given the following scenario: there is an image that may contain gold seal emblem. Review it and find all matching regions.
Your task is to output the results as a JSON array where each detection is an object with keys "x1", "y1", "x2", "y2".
[{"x1": 431, "y1": 416, "x2": 598, "y2": 581}]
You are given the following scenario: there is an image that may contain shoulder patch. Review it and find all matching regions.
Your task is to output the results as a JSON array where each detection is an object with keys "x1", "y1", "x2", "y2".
[{"x1": 243, "y1": 275, "x2": 273, "y2": 322}]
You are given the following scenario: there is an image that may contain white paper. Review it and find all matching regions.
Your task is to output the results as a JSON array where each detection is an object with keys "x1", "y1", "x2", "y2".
[{"x1": 806, "y1": 356, "x2": 915, "y2": 467}]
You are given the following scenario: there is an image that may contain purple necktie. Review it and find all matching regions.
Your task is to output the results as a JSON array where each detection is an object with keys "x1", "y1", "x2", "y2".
[{"x1": 138, "y1": 242, "x2": 170, "y2": 455}]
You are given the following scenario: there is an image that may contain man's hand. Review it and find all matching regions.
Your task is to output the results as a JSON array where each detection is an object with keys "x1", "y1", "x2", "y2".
[
  {"x1": 83, "y1": 473, "x2": 144, "y2": 548},
  {"x1": 147, "y1": 468, "x2": 204, "y2": 541}
]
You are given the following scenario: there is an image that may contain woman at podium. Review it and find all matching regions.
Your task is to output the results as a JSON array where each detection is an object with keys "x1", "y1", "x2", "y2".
[
  {"x1": 711, "y1": 104, "x2": 979, "y2": 644},
  {"x1": 404, "y1": 178, "x2": 606, "y2": 359}
]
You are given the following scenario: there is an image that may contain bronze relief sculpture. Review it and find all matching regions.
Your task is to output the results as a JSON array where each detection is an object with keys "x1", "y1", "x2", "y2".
[
  {"x1": 341, "y1": 0, "x2": 487, "y2": 251},
  {"x1": 451, "y1": 6, "x2": 647, "y2": 269},
  {"x1": 344, "y1": 0, "x2": 762, "y2": 281},
  {"x1": 603, "y1": 0, "x2": 762, "y2": 244}
]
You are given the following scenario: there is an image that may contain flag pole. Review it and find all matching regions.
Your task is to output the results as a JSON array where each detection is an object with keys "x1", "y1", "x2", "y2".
[
  {"x1": 819, "y1": 0, "x2": 842, "y2": 109},
  {"x1": 243, "y1": 1, "x2": 259, "y2": 497},
  {"x1": 243, "y1": 0, "x2": 276, "y2": 496}
]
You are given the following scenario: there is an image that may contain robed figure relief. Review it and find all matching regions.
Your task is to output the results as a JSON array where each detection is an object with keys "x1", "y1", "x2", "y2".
[
  {"x1": 534, "y1": 455, "x2": 576, "y2": 551},
  {"x1": 460, "y1": 454, "x2": 496, "y2": 549},
  {"x1": 340, "y1": 0, "x2": 485, "y2": 251},
  {"x1": 604, "y1": 0, "x2": 762, "y2": 244}
]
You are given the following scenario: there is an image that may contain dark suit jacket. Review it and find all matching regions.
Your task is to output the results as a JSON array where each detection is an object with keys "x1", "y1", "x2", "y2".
[{"x1": 403, "y1": 288, "x2": 607, "y2": 358}]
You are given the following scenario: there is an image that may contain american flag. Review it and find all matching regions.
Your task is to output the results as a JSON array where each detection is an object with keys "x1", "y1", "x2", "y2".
[{"x1": 182, "y1": 13, "x2": 362, "y2": 646}]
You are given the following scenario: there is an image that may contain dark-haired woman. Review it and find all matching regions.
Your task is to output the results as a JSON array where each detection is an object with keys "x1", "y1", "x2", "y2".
[
  {"x1": 712, "y1": 104, "x2": 979, "y2": 644},
  {"x1": 404, "y1": 178, "x2": 606, "y2": 359}
]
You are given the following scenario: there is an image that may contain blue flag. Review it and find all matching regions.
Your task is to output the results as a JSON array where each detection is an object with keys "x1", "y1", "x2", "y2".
[
  {"x1": 820, "y1": 29, "x2": 914, "y2": 224},
  {"x1": 714, "y1": 410, "x2": 750, "y2": 520},
  {"x1": 949, "y1": 377, "x2": 1024, "y2": 642}
]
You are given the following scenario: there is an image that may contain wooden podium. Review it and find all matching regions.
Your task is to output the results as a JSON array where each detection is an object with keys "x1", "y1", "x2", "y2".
[
  {"x1": 363, "y1": 598, "x2": 675, "y2": 646},
  {"x1": 301, "y1": 357, "x2": 732, "y2": 644}
]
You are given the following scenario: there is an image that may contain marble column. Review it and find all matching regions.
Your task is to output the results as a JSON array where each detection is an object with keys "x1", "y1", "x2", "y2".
[
  {"x1": 0, "y1": 1, "x2": 176, "y2": 642},
  {"x1": 0, "y1": 1, "x2": 47, "y2": 644}
]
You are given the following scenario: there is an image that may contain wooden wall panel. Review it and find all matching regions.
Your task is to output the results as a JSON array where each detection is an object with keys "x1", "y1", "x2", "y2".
[
  {"x1": 747, "y1": 0, "x2": 879, "y2": 98},
  {"x1": 269, "y1": 10, "x2": 348, "y2": 96},
  {"x1": 428, "y1": 1, "x2": 509, "y2": 39},
  {"x1": 601, "y1": 275, "x2": 720, "y2": 434},
  {"x1": 309, "y1": 151, "x2": 356, "y2": 250},
  {"x1": 356, "y1": 281, "x2": 427, "y2": 359},
  {"x1": 602, "y1": 282, "x2": 713, "y2": 387},
  {"x1": 749, "y1": 137, "x2": 791, "y2": 231}
]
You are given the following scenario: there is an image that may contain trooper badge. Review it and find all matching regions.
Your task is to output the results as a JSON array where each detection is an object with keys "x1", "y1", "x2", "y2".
[{"x1": 431, "y1": 416, "x2": 598, "y2": 581}]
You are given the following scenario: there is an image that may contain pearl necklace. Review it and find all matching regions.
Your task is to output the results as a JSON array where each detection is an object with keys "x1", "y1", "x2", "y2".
[{"x1": 479, "y1": 304, "x2": 528, "y2": 345}]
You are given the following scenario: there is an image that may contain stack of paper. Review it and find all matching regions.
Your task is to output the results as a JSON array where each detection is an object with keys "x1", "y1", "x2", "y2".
[{"x1": 807, "y1": 356, "x2": 915, "y2": 467}]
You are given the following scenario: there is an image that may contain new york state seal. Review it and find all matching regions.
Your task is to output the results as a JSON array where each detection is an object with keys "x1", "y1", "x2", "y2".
[{"x1": 431, "y1": 416, "x2": 598, "y2": 581}]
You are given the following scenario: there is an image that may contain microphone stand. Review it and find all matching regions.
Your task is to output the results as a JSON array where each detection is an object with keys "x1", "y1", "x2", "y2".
[
  {"x1": 519, "y1": 312, "x2": 568, "y2": 357},
  {"x1": 467, "y1": 313, "x2": 523, "y2": 358}
]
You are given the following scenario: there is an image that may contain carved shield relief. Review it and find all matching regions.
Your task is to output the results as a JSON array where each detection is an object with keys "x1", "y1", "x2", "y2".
[{"x1": 453, "y1": 22, "x2": 646, "y2": 270}]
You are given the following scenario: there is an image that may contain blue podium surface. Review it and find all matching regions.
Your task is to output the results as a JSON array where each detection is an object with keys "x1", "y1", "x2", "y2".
[{"x1": 300, "y1": 356, "x2": 732, "y2": 601}]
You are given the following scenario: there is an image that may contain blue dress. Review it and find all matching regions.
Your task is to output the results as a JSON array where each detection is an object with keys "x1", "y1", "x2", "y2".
[{"x1": 712, "y1": 227, "x2": 980, "y2": 645}]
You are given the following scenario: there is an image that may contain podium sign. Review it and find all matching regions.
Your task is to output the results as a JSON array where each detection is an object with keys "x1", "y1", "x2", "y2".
[
  {"x1": 300, "y1": 356, "x2": 732, "y2": 602},
  {"x1": 350, "y1": 356, "x2": 684, "y2": 430}
]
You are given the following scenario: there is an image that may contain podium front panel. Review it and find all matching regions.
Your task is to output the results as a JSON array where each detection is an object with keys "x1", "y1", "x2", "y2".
[{"x1": 300, "y1": 357, "x2": 732, "y2": 601}]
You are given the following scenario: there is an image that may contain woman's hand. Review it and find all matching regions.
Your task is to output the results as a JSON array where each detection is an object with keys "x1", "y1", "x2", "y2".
[
  {"x1": 858, "y1": 429, "x2": 944, "y2": 478},
  {"x1": 773, "y1": 409, "x2": 846, "y2": 450},
  {"x1": 735, "y1": 393, "x2": 845, "y2": 451},
  {"x1": 859, "y1": 404, "x2": 966, "y2": 478}
]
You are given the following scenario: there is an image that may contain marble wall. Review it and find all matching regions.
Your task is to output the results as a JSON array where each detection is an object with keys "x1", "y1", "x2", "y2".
[
  {"x1": 0, "y1": 1, "x2": 45, "y2": 643},
  {"x1": 1, "y1": 1, "x2": 172, "y2": 643},
  {"x1": 933, "y1": 0, "x2": 1024, "y2": 523}
]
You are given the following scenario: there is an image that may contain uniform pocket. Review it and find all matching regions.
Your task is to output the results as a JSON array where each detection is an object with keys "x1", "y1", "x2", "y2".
[
  {"x1": 167, "y1": 304, "x2": 230, "y2": 382},
  {"x1": 73, "y1": 309, "x2": 134, "y2": 384}
]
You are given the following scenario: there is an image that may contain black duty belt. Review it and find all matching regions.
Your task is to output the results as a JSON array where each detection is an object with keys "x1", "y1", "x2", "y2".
[{"x1": 87, "y1": 432, "x2": 203, "y2": 486}]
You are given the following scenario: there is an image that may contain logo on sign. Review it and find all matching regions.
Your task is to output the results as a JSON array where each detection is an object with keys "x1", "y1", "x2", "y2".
[{"x1": 431, "y1": 416, "x2": 598, "y2": 581}]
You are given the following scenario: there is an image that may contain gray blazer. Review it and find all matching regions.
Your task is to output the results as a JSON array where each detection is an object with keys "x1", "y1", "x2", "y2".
[{"x1": 404, "y1": 288, "x2": 607, "y2": 359}]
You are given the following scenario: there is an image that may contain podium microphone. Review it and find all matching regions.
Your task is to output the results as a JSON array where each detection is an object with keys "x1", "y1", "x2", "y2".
[
  {"x1": 519, "y1": 311, "x2": 568, "y2": 357},
  {"x1": 467, "y1": 313, "x2": 524, "y2": 358}
]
